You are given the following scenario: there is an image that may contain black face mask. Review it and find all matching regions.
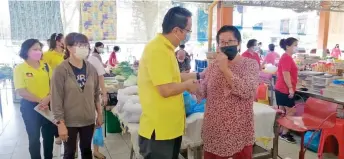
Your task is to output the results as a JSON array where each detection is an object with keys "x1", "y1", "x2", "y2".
[{"x1": 220, "y1": 45, "x2": 238, "y2": 60}]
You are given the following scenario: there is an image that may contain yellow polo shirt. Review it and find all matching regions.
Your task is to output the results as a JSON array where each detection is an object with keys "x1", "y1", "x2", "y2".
[
  {"x1": 13, "y1": 61, "x2": 52, "y2": 99},
  {"x1": 42, "y1": 50, "x2": 64, "y2": 71},
  {"x1": 138, "y1": 34, "x2": 185, "y2": 140}
]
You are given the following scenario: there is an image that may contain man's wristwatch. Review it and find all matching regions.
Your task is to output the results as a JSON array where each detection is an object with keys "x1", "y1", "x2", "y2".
[{"x1": 196, "y1": 72, "x2": 200, "y2": 80}]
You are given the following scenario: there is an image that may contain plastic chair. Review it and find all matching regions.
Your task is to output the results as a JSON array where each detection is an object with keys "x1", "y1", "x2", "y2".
[
  {"x1": 277, "y1": 97, "x2": 338, "y2": 159},
  {"x1": 318, "y1": 118, "x2": 344, "y2": 159}
]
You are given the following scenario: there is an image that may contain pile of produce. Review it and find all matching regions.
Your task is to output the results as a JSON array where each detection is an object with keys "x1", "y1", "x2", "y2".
[{"x1": 112, "y1": 62, "x2": 134, "y2": 79}]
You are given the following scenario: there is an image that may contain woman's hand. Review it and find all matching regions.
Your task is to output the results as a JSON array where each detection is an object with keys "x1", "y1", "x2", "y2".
[
  {"x1": 96, "y1": 115, "x2": 103, "y2": 127},
  {"x1": 102, "y1": 94, "x2": 108, "y2": 106},
  {"x1": 58, "y1": 123, "x2": 68, "y2": 142},
  {"x1": 39, "y1": 95, "x2": 50, "y2": 106},
  {"x1": 288, "y1": 88, "x2": 295, "y2": 98},
  {"x1": 216, "y1": 52, "x2": 229, "y2": 73}
]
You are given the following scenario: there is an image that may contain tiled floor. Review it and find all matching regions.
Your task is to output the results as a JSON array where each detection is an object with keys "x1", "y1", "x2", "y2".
[{"x1": 0, "y1": 84, "x2": 339, "y2": 159}]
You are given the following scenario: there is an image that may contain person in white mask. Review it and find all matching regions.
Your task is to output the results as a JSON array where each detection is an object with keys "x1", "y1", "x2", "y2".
[
  {"x1": 51, "y1": 33, "x2": 102, "y2": 159},
  {"x1": 92, "y1": 42, "x2": 106, "y2": 67},
  {"x1": 242, "y1": 39, "x2": 261, "y2": 69},
  {"x1": 275, "y1": 37, "x2": 299, "y2": 143}
]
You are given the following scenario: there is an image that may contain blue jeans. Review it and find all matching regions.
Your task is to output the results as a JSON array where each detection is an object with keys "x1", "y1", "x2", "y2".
[{"x1": 20, "y1": 99, "x2": 56, "y2": 159}]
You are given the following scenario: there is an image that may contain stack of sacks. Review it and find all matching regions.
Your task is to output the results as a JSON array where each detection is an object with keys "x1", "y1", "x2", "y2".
[
  {"x1": 122, "y1": 100, "x2": 142, "y2": 123},
  {"x1": 116, "y1": 86, "x2": 139, "y2": 113}
]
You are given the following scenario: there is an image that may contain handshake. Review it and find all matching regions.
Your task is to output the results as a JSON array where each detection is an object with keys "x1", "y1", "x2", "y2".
[{"x1": 184, "y1": 79, "x2": 200, "y2": 94}]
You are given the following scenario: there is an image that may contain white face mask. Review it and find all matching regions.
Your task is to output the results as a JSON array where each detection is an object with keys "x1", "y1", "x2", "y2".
[
  {"x1": 97, "y1": 48, "x2": 104, "y2": 53},
  {"x1": 253, "y1": 46, "x2": 260, "y2": 52},
  {"x1": 75, "y1": 47, "x2": 89, "y2": 59},
  {"x1": 293, "y1": 46, "x2": 298, "y2": 53}
]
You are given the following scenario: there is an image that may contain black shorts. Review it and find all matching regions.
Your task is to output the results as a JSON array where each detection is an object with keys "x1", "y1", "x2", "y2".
[{"x1": 275, "y1": 90, "x2": 295, "y2": 108}]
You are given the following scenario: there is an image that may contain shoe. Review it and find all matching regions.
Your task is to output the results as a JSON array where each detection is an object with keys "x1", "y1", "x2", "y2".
[{"x1": 280, "y1": 134, "x2": 296, "y2": 144}]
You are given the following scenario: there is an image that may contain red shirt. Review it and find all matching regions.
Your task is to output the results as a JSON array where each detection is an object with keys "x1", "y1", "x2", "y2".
[
  {"x1": 242, "y1": 50, "x2": 261, "y2": 68},
  {"x1": 108, "y1": 52, "x2": 117, "y2": 67},
  {"x1": 263, "y1": 51, "x2": 280, "y2": 65},
  {"x1": 275, "y1": 53, "x2": 298, "y2": 94}
]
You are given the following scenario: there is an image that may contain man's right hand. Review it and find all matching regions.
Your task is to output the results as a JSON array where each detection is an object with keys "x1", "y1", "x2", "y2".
[{"x1": 185, "y1": 79, "x2": 199, "y2": 93}]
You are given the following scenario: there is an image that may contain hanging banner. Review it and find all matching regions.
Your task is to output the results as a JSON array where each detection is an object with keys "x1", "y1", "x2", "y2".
[
  {"x1": 197, "y1": 8, "x2": 208, "y2": 42},
  {"x1": 280, "y1": 19, "x2": 290, "y2": 34},
  {"x1": 80, "y1": 1, "x2": 117, "y2": 41},
  {"x1": 9, "y1": 1, "x2": 63, "y2": 41}
]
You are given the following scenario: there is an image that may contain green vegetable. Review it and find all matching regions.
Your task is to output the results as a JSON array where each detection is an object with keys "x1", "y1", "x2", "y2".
[{"x1": 112, "y1": 62, "x2": 134, "y2": 79}]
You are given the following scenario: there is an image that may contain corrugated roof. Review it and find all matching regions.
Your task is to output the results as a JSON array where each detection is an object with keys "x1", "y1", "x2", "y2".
[{"x1": 173, "y1": 0, "x2": 344, "y2": 12}]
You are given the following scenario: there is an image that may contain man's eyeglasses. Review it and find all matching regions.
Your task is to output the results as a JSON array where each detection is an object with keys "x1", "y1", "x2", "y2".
[{"x1": 220, "y1": 40, "x2": 238, "y2": 46}]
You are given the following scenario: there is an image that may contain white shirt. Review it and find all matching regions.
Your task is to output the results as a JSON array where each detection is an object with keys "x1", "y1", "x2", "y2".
[{"x1": 88, "y1": 55, "x2": 106, "y2": 76}]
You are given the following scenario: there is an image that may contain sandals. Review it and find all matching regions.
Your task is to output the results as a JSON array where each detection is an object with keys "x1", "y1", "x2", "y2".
[{"x1": 94, "y1": 152, "x2": 106, "y2": 159}]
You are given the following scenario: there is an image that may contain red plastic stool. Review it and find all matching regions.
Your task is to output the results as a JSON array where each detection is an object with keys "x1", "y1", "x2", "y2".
[{"x1": 318, "y1": 118, "x2": 344, "y2": 159}]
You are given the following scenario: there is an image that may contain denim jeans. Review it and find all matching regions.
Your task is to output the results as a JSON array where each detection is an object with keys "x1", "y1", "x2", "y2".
[{"x1": 20, "y1": 99, "x2": 56, "y2": 159}]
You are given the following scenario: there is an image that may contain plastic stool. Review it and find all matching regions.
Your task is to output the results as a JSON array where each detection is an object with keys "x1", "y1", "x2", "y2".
[{"x1": 318, "y1": 118, "x2": 344, "y2": 159}]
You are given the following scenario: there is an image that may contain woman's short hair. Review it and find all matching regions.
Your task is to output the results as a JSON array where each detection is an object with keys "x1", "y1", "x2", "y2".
[
  {"x1": 216, "y1": 25, "x2": 242, "y2": 44},
  {"x1": 19, "y1": 39, "x2": 43, "y2": 60},
  {"x1": 113, "y1": 46, "x2": 120, "y2": 52},
  {"x1": 246, "y1": 39, "x2": 257, "y2": 49},
  {"x1": 279, "y1": 37, "x2": 298, "y2": 51},
  {"x1": 93, "y1": 42, "x2": 104, "y2": 53},
  {"x1": 64, "y1": 33, "x2": 89, "y2": 59},
  {"x1": 268, "y1": 44, "x2": 275, "y2": 51},
  {"x1": 49, "y1": 33, "x2": 63, "y2": 50}
]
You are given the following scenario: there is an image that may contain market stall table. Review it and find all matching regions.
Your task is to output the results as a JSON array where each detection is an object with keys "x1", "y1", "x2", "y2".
[{"x1": 111, "y1": 102, "x2": 279, "y2": 159}]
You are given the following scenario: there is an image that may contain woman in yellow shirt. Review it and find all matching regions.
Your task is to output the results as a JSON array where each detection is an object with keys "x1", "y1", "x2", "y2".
[
  {"x1": 43, "y1": 33, "x2": 65, "y2": 70},
  {"x1": 13, "y1": 39, "x2": 56, "y2": 159}
]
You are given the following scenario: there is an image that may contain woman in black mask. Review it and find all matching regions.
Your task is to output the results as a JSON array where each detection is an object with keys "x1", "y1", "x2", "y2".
[{"x1": 195, "y1": 25, "x2": 260, "y2": 158}]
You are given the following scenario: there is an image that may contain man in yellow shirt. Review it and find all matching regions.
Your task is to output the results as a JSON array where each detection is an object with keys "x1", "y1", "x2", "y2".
[
  {"x1": 43, "y1": 33, "x2": 65, "y2": 70},
  {"x1": 137, "y1": 6, "x2": 198, "y2": 159}
]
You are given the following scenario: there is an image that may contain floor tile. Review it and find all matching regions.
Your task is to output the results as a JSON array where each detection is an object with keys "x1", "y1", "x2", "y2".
[
  {"x1": 0, "y1": 145, "x2": 15, "y2": 155},
  {"x1": 105, "y1": 133, "x2": 123, "y2": 141},
  {"x1": 0, "y1": 154, "x2": 12, "y2": 159},
  {"x1": 106, "y1": 139, "x2": 130, "y2": 155},
  {"x1": 110, "y1": 152, "x2": 130, "y2": 159}
]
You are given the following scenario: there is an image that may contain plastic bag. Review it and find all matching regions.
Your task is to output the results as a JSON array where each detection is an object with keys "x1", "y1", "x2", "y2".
[
  {"x1": 93, "y1": 127, "x2": 104, "y2": 147},
  {"x1": 304, "y1": 131, "x2": 321, "y2": 152},
  {"x1": 256, "y1": 83, "x2": 269, "y2": 105},
  {"x1": 183, "y1": 91, "x2": 206, "y2": 116}
]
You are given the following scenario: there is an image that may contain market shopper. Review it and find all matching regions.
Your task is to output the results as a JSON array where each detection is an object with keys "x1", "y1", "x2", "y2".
[
  {"x1": 242, "y1": 39, "x2": 261, "y2": 68},
  {"x1": 137, "y1": 6, "x2": 198, "y2": 159},
  {"x1": 43, "y1": 33, "x2": 65, "y2": 71},
  {"x1": 88, "y1": 43, "x2": 107, "y2": 159},
  {"x1": 108, "y1": 46, "x2": 120, "y2": 67},
  {"x1": 196, "y1": 25, "x2": 259, "y2": 159},
  {"x1": 93, "y1": 42, "x2": 106, "y2": 67},
  {"x1": 275, "y1": 37, "x2": 299, "y2": 143},
  {"x1": 331, "y1": 44, "x2": 341, "y2": 59},
  {"x1": 263, "y1": 44, "x2": 280, "y2": 66},
  {"x1": 14, "y1": 39, "x2": 56, "y2": 159},
  {"x1": 176, "y1": 49, "x2": 191, "y2": 73},
  {"x1": 51, "y1": 33, "x2": 102, "y2": 159}
]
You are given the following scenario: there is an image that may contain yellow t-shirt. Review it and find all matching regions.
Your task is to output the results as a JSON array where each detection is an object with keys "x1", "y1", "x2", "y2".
[
  {"x1": 13, "y1": 61, "x2": 52, "y2": 99},
  {"x1": 42, "y1": 50, "x2": 64, "y2": 71},
  {"x1": 138, "y1": 34, "x2": 185, "y2": 140}
]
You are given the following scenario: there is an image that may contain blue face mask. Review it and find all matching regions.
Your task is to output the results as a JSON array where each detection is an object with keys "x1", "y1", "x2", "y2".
[{"x1": 180, "y1": 32, "x2": 191, "y2": 45}]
